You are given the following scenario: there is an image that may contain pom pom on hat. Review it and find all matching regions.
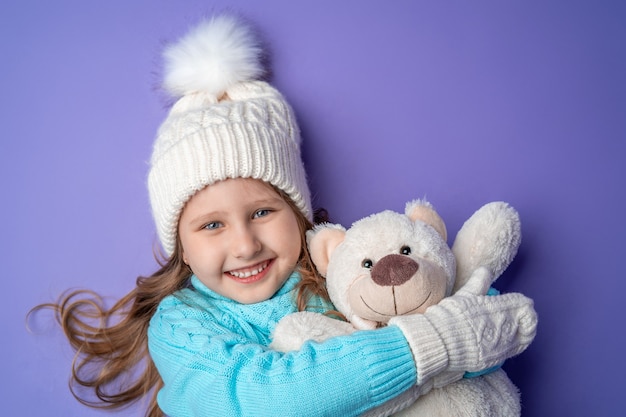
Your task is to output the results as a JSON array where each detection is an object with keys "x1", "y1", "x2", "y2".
[
  {"x1": 162, "y1": 15, "x2": 264, "y2": 99},
  {"x1": 148, "y1": 15, "x2": 312, "y2": 256}
]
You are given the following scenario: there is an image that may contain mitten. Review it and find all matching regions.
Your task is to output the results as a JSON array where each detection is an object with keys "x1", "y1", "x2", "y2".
[{"x1": 389, "y1": 267, "x2": 537, "y2": 384}]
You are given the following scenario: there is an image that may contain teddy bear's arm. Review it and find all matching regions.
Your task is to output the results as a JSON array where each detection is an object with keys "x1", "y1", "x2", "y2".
[
  {"x1": 270, "y1": 311, "x2": 357, "y2": 352},
  {"x1": 452, "y1": 202, "x2": 521, "y2": 293}
]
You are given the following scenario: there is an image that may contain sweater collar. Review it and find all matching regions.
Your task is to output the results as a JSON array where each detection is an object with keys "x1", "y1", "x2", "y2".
[{"x1": 188, "y1": 272, "x2": 301, "y2": 344}]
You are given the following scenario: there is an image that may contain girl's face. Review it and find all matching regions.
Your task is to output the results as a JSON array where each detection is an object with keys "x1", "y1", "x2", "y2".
[{"x1": 178, "y1": 178, "x2": 302, "y2": 304}]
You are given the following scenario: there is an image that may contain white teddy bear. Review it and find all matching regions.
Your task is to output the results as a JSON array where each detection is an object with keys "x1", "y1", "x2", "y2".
[{"x1": 271, "y1": 199, "x2": 525, "y2": 416}]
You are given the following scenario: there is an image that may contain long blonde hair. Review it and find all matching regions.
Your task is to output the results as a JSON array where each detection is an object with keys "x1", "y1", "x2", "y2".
[{"x1": 32, "y1": 192, "x2": 330, "y2": 417}]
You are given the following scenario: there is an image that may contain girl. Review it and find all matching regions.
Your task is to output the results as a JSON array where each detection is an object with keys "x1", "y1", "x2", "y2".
[{"x1": 40, "y1": 15, "x2": 537, "y2": 417}]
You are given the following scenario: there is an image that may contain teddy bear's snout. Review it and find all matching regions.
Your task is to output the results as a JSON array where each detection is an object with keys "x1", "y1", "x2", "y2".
[{"x1": 371, "y1": 254, "x2": 419, "y2": 286}]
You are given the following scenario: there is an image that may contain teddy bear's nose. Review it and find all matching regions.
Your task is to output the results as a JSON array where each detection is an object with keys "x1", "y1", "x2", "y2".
[{"x1": 371, "y1": 254, "x2": 419, "y2": 286}]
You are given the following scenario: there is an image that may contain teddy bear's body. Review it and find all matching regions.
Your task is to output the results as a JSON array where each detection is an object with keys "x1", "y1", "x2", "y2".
[{"x1": 271, "y1": 200, "x2": 523, "y2": 416}]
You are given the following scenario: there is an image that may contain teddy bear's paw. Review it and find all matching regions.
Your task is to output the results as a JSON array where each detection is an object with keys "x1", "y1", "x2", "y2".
[
  {"x1": 452, "y1": 202, "x2": 521, "y2": 292},
  {"x1": 455, "y1": 267, "x2": 493, "y2": 296},
  {"x1": 270, "y1": 312, "x2": 356, "y2": 352}
]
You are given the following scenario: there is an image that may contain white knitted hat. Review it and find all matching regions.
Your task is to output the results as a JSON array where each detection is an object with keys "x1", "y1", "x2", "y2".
[{"x1": 148, "y1": 15, "x2": 312, "y2": 256}]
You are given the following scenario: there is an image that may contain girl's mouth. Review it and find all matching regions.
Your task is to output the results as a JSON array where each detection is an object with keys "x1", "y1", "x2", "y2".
[{"x1": 226, "y1": 260, "x2": 272, "y2": 283}]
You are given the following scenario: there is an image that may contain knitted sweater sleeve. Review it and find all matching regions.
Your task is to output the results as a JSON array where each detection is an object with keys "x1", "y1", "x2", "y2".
[{"x1": 148, "y1": 297, "x2": 416, "y2": 417}]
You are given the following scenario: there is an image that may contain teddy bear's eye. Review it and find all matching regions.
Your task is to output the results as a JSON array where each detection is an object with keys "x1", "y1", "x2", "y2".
[
  {"x1": 362, "y1": 259, "x2": 373, "y2": 269},
  {"x1": 400, "y1": 246, "x2": 412, "y2": 255}
]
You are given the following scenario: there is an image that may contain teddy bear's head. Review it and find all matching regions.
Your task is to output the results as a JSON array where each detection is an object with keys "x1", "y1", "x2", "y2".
[
  {"x1": 308, "y1": 200, "x2": 521, "y2": 330},
  {"x1": 308, "y1": 200, "x2": 456, "y2": 330}
]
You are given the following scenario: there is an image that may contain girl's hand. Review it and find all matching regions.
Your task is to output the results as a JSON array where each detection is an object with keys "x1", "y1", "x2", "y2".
[{"x1": 389, "y1": 268, "x2": 537, "y2": 384}]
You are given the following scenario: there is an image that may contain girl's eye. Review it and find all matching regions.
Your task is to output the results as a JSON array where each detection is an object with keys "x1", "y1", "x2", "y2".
[
  {"x1": 253, "y1": 209, "x2": 271, "y2": 218},
  {"x1": 203, "y1": 221, "x2": 222, "y2": 230},
  {"x1": 362, "y1": 259, "x2": 373, "y2": 269},
  {"x1": 400, "y1": 246, "x2": 411, "y2": 255}
]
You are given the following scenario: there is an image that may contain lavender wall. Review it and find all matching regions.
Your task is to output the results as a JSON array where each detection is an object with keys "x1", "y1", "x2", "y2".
[{"x1": 2, "y1": 1, "x2": 624, "y2": 416}]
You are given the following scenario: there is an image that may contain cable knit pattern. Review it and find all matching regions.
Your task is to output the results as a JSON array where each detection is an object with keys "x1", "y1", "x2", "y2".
[
  {"x1": 147, "y1": 16, "x2": 312, "y2": 255},
  {"x1": 389, "y1": 290, "x2": 537, "y2": 384},
  {"x1": 148, "y1": 273, "x2": 418, "y2": 417},
  {"x1": 148, "y1": 81, "x2": 311, "y2": 255}
]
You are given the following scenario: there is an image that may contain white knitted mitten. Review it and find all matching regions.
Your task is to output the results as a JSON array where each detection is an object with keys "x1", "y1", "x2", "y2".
[{"x1": 389, "y1": 267, "x2": 537, "y2": 385}]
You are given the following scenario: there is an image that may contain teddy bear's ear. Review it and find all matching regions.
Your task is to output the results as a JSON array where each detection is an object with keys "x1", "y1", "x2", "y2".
[
  {"x1": 405, "y1": 199, "x2": 447, "y2": 242},
  {"x1": 306, "y1": 224, "x2": 346, "y2": 276}
]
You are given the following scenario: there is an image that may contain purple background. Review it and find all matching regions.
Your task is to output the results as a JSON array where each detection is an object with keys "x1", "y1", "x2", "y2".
[{"x1": 2, "y1": 1, "x2": 624, "y2": 416}]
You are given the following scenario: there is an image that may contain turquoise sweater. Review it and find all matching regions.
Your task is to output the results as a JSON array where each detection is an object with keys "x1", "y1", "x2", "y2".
[{"x1": 148, "y1": 272, "x2": 417, "y2": 417}]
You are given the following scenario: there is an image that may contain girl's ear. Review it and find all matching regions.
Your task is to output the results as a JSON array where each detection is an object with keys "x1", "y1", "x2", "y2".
[
  {"x1": 306, "y1": 224, "x2": 346, "y2": 276},
  {"x1": 405, "y1": 199, "x2": 447, "y2": 241}
]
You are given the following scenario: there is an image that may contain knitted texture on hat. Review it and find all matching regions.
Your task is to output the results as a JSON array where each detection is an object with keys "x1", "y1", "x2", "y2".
[{"x1": 148, "y1": 16, "x2": 312, "y2": 255}]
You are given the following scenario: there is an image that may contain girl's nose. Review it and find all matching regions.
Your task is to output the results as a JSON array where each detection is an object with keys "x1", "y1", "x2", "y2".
[{"x1": 232, "y1": 226, "x2": 262, "y2": 259}]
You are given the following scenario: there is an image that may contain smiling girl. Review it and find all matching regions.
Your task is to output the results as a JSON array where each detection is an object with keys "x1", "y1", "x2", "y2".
[{"x1": 39, "y1": 15, "x2": 536, "y2": 417}]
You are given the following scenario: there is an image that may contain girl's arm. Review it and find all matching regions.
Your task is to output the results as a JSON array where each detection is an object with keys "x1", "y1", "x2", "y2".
[
  {"x1": 149, "y1": 269, "x2": 537, "y2": 417},
  {"x1": 148, "y1": 297, "x2": 416, "y2": 417}
]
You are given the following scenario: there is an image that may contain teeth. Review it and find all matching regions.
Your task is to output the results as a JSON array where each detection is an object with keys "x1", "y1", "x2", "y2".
[{"x1": 229, "y1": 261, "x2": 268, "y2": 278}]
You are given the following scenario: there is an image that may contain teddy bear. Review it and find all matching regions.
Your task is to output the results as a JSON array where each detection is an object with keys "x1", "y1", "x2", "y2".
[{"x1": 270, "y1": 199, "x2": 524, "y2": 416}]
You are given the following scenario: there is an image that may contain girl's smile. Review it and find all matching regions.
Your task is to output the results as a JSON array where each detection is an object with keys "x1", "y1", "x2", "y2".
[
  {"x1": 226, "y1": 259, "x2": 272, "y2": 282},
  {"x1": 178, "y1": 178, "x2": 302, "y2": 304}
]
